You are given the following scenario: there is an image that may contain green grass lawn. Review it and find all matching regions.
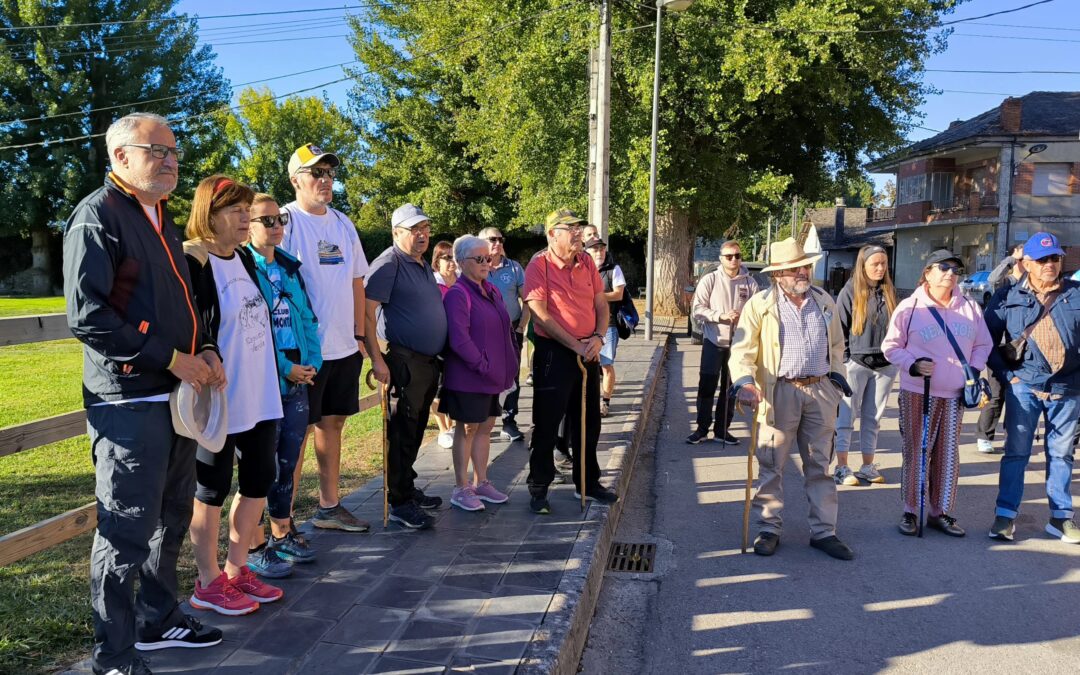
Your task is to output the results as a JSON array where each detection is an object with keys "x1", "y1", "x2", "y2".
[
  {"x1": 0, "y1": 296, "x2": 66, "y2": 318},
  {"x1": 0, "y1": 297, "x2": 405, "y2": 673}
]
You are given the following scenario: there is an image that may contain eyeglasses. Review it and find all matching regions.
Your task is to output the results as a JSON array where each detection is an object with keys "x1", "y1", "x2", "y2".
[
  {"x1": 250, "y1": 213, "x2": 290, "y2": 229},
  {"x1": 298, "y1": 167, "x2": 337, "y2": 180},
  {"x1": 553, "y1": 225, "x2": 583, "y2": 234},
  {"x1": 486, "y1": 236, "x2": 505, "y2": 244},
  {"x1": 123, "y1": 143, "x2": 185, "y2": 161},
  {"x1": 436, "y1": 255, "x2": 454, "y2": 262},
  {"x1": 466, "y1": 255, "x2": 493, "y2": 264},
  {"x1": 931, "y1": 262, "x2": 964, "y2": 275},
  {"x1": 721, "y1": 253, "x2": 742, "y2": 260},
  {"x1": 1034, "y1": 254, "x2": 1063, "y2": 265}
]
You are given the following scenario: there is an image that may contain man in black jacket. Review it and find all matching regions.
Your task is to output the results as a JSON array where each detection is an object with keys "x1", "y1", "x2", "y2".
[{"x1": 64, "y1": 112, "x2": 225, "y2": 675}]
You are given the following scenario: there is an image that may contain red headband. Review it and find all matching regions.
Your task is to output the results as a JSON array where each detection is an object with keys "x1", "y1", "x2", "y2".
[{"x1": 212, "y1": 178, "x2": 234, "y2": 195}]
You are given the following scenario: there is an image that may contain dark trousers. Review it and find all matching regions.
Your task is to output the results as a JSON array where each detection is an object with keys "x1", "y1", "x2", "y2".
[
  {"x1": 502, "y1": 328, "x2": 524, "y2": 423},
  {"x1": 695, "y1": 341, "x2": 734, "y2": 436},
  {"x1": 387, "y1": 345, "x2": 441, "y2": 506},
  {"x1": 976, "y1": 372, "x2": 1005, "y2": 442},
  {"x1": 267, "y1": 385, "x2": 309, "y2": 519},
  {"x1": 528, "y1": 337, "x2": 602, "y2": 494},
  {"x1": 87, "y1": 402, "x2": 195, "y2": 672}
]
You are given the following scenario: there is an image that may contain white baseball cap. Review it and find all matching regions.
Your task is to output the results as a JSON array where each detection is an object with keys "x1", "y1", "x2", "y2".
[
  {"x1": 391, "y1": 203, "x2": 431, "y2": 229},
  {"x1": 169, "y1": 381, "x2": 228, "y2": 453}
]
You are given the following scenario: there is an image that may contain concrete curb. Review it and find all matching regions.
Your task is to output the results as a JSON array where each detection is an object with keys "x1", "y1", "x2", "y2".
[{"x1": 518, "y1": 335, "x2": 671, "y2": 674}]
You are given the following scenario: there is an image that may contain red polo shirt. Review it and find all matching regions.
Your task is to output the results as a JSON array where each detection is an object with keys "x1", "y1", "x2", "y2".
[{"x1": 524, "y1": 249, "x2": 603, "y2": 340}]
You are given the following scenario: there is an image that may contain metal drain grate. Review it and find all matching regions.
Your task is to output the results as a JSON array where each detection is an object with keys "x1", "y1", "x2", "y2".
[{"x1": 607, "y1": 542, "x2": 656, "y2": 573}]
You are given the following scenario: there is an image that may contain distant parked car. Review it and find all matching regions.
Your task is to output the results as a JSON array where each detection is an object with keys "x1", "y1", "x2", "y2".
[
  {"x1": 960, "y1": 270, "x2": 993, "y2": 307},
  {"x1": 685, "y1": 261, "x2": 768, "y2": 344}
]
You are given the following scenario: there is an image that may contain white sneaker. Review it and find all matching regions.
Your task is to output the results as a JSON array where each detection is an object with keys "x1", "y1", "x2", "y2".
[
  {"x1": 437, "y1": 431, "x2": 454, "y2": 449},
  {"x1": 834, "y1": 465, "x2": 859, "y2": 486},
  {"x1": 976, "y1": 439, "x2": 999, "y2": 454},
  {"x1": 855, "y1": 463, "x2": 885, "y2": 484}
]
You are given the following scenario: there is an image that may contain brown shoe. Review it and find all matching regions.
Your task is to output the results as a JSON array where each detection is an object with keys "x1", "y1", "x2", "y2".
[
  {"x1": 311, "y1": 504, "x2": 370, "y2": 532},
  {"x1": 753, "y1": 532, "x2": 780, "y2": 556}
]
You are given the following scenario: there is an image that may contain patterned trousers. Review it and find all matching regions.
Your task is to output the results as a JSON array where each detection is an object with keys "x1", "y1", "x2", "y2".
[{"x1": 898, "y1": 389, "x2": 962, "y2": 518}]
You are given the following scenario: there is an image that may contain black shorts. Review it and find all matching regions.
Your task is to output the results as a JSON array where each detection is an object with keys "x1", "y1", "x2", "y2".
[
  {"x1": 308, "y1": 352, "x2": 363, "y2": 425},
  {"x1": 195, "y1": 418, "x2": 279, "y2": 506},
  {"x1": 437, "y1": 388, "x2": 501, "y2": 424}
]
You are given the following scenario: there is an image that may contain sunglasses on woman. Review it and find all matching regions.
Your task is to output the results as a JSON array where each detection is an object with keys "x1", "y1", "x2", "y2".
[
  {"x1": 931, "y1": 262, "x2": 964, "y2": 275},
  {"x1": 486, "y1": 236, "x2": 505, "y2": 244},
  {"x1": 466, "y1": 255, "x2": 493, "y2": 264},
  {"x1": 437, "y1": 255, "x2": 454, "y2": 262},
  {"x1": 250, "y1": 213, "x2": 290, "y2": 228}
]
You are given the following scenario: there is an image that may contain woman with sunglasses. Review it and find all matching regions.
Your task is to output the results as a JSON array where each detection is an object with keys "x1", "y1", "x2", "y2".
[
  {"x1": 183, "y1": 176, "x2": 285, "y2": 615},
  {"x1": 431, "y1": 240, "x2": 458, "y2": 449},
  {"x1": 244, "y1": 193, "x2": 323, "y2": 574},
  {"x1": 882, "y1": 249, "x2": 992, "y2": 538},
  {"x1": 833, "y1": 245, "x2": 899, "y2": 486},
  {"x1": 441, "y1": 235, "x2": 517, "y2": 511}
]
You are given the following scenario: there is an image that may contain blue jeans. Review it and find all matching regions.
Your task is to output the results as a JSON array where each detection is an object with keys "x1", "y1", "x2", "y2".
[
  {"x1": 266, "y1": 385, "x2": 310, "y2": 520},
  {"x1": 995, "y1": 382, "x2": 1078, "y2": 520}
]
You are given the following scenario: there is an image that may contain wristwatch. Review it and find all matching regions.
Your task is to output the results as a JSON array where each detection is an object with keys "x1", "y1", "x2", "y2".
[{"x1": 354, "y1": 334, "x2": 366, "y2": 341}]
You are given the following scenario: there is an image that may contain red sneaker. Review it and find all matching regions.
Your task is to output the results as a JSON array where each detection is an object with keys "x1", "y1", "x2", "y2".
[
  {"x1": 230, "y1": 565, "x2": 284, "y2": 603},
  {"x1": 190, "y1": 572, "x2": 259, "y2": 616}
]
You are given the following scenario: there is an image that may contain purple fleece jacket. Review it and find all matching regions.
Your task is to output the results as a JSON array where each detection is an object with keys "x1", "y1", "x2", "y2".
[{"x1": 442, "y1": 276, "x2": 517, "y2": 395}]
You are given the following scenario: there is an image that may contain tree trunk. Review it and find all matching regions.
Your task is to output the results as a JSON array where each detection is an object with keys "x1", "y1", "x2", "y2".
[
  {"x1": 654, "y1": 207, "x2": 695, "y2": 316},
  {"x1": 28, "y1": 223, "x2": 53, "y2": 296}
]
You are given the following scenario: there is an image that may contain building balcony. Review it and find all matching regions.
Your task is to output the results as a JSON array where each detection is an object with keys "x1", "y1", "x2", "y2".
[
  {"x1": 929, "y1": 193, "x2": 999, "y2": 215},
  {"x1": 868, "y1": 207, "x2": 895, "y2": 223}
]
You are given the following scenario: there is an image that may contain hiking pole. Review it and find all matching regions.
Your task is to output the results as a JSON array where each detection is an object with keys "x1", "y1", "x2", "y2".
[
  {"x1": 368, "y1": 371, "x2": 391, "y2": 529},
  {"x1": 742, "y1": 401, "x2": 759, "y2": 554},
  {"x1": 577, "y1": 355, "x2": 588, "y2": 513},
  {"x1": 918, "y1": 375, "x2": 931, "y2": 538}
]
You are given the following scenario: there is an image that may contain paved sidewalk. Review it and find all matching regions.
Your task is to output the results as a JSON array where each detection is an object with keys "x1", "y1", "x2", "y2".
[
  {"x1": 64, "y1": 335, "x2": 667, "y2": 675},
  {"x1": 638, "y1": 338, "x2": 1080, "y2": 674}
]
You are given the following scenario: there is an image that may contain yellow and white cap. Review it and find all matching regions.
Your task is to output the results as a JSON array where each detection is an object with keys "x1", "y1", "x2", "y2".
[{"x1": 288, "y1": 143, "x2": 340, "y2": 176}]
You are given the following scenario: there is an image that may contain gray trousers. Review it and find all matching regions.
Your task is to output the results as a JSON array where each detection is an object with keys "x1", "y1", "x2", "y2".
[
  {"x1": 87, "y1": 401, "x2": 196, "y2": 671},
  {"x1": 834, "y1": 360, "x2": 898, "y2": 456}
]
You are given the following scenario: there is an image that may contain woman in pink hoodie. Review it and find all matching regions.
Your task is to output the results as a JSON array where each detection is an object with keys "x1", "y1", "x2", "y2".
[{"x1": 882, "y1": 249, "x2": 992, "y2": 538}]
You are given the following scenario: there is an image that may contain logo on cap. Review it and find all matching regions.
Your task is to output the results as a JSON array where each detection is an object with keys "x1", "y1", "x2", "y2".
[
  {"x1": 309, "y1": 145, "x2": 322, "y2": 155},
  {"x1": 1041, "y1": 237, "x2": 1054, "y2": 247}
]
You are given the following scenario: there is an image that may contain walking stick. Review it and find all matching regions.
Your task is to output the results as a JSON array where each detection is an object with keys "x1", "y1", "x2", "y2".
[
  {"x1": 742, "y1": 400, "x2": 759, "y2": 554},
  {"x1": 918, "y1": 375, "x2": 931, "y2": 538},
  {"x1": 368, "y1": 371, "x2": 391, "y2": 529},
  {"x1": 577, "y1": 355, "x2": 588, "y2": 513}
]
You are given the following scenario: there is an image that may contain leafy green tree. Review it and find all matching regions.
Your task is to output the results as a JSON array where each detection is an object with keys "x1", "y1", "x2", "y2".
[
  {"x1": 0, "y1": 0, "x2": 229, "y2": 294},
  {"x1": 350, "y1": 0, "x2": 957, "y2": 312}
]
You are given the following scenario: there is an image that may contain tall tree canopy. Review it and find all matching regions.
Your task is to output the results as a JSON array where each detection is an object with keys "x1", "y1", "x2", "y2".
[
  {"x1": 0, "y1": 0, "x2": 228, "y2": 293},
  {"x1": 350, "y1": 0, "x2": 957, "y2": 311}
]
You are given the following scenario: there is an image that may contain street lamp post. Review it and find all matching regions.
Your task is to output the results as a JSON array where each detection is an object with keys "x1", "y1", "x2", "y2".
[{"x1": 644, "y1": 0, "x2": 694, "y2": 341}]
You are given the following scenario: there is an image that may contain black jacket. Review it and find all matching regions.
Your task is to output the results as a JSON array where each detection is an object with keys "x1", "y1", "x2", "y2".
[
  {"x1": 63, "y1": 174, "x2": 217, "y2": 406},
  {"x1": 596, "y1": 252, "x2": 623, "y2": 325},
  {"x1": 835, "y1": 279, "x2": 892, "y2": 368}
]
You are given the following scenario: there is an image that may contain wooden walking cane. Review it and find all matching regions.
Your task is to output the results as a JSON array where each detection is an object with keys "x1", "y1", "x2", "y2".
[
  {"x1": 368, "y1": 371, "x2": 391, "y2": 529},
  {"x1": 742, "y1": 400, "x2": 759, "y2": 554},
  {"x1": 577, "y1": 355, "x2": 588, "y2": 513}
]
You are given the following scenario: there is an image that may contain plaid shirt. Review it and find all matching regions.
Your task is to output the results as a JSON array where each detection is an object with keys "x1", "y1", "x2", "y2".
[{"x1": 777, "y1": 291, "x2": 830, "y2": 378}]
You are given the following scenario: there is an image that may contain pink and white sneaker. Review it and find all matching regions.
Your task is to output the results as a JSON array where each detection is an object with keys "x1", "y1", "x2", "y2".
[
  {"x1": 229, "y1": 565, "x2": 284, "y2": 603},
  {"x1": 473, "y1": 480, "x2": 508, "y2": 504},
  {"x1": 190, "y1": 572, "x2": 259, "y2": 616},
  {"x1": 451, "y1": 485, "x2": 485, "y2": 511}
]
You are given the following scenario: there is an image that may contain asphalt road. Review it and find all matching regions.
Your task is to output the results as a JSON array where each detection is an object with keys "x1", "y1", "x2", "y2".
[{"x1": 583, "y1": 337, "x2": 1080, "y2": 675}]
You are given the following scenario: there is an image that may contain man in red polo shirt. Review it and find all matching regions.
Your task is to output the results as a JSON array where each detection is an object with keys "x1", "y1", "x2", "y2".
[{"x1": 524, "y1": 208, "x2": 618, "y2": 514}]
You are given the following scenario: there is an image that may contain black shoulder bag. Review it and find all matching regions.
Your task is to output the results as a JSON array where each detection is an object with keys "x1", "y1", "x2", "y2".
[{"x1": 926, "y1": 305, "x2": 991, "y2": 409}]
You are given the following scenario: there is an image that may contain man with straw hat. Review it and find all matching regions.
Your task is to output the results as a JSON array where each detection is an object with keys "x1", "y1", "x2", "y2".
[{"x1": 729, "y1": 238, "x2": 855, "y2": 560}]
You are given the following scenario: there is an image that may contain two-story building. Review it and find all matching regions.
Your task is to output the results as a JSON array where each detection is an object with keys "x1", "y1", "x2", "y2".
[{"x1": 865, "y1": 91, "x2": 1080, "y2": 291}]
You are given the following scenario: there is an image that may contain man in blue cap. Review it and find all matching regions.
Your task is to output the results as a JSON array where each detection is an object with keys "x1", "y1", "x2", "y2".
[{"x1": 985, "y1": 232, "x2": 1080, "y2": 544}]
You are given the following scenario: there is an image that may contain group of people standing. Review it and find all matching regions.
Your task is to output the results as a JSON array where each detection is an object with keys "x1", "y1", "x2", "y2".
[
  {"x1": 64, "y1": 113, "x2": 625, "y2": 675},
  {"x1": 692, "y1": 233, "x2": 1079, "y2": 560}
]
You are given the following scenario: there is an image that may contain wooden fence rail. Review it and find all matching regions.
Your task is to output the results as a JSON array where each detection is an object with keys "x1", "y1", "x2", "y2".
[{"x1": 0, "y1": 315, "x2": 379, "y2": 566}]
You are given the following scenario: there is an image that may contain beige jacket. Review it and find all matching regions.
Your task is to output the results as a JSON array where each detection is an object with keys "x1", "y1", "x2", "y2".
[
  {"x1": 692, "y1": 265, "x2": 759, "y2": 348},
  {"x1": 729, "y1": 284, "x2": 849, "y2": 426}
]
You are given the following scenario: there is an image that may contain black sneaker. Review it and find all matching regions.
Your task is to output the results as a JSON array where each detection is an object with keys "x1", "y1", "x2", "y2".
[
  {"x1": 753, "y1": 532, "x2": 780, "y2": 556},
  {"x1": 989, "y1": 515, "x2": 1015, "y2": 541},
  {"x1": 719, "y1": 432, "x2": 739, "y2": 445},
  {"x1": 412, "y1": 488, "x2": 443, "y2": 510},
  {"x1": 530, "y1": 494, "x2": 551, "y2": 515},
  {"x1": 389, "y1": 501, "x2": 434, "y2": 529},
  {"x1": 500, "y1": 420, "x2": 524, "y2": 442},
  {"x1": 94, "y1": 658, "x2": 154, "y2": 675},
  {"x1": 1046, "y1": 517, "x2": 1080, "y2": 544},
  {"x1": 135, "y1": 614, "x2": 222, "y2": 652},
  {"x1": 927, "y1": 514, "x2": 965, "y2": 537},
  {"x1": 686, "y1": 429, "x2": 708, "y2": 445},
  {"x1": 898, "y1": 512, "x2": 918, "y2": 537},
  {"x1": 810, "y1": 535, "x2": 855, "y2": 560},
  {"x1": 574, "y1": 484, "x2": 619, "y2": 504}
]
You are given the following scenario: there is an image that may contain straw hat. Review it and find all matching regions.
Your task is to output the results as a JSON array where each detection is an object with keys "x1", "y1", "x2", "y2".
[
  {"x1": 762, "y1": 238, "x2": 822, "y2": 272},
  {"x1": 169, "y1": 381, "x2": 228, "y2": 453}
]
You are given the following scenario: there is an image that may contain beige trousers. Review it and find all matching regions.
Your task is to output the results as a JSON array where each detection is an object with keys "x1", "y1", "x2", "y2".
[{"x1": 753, "y1": 379, "x2": 841, "y2": 540}]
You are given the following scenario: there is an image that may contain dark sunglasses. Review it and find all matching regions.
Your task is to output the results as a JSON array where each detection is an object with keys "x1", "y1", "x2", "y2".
[
  {"x1": 1034, "y1": 254, "x2": 1063, "y2": 265},
  {"x1": 298, "y1": 167, "x2": 337, "y2": 180},
  {"x1": 931, "y1": 262, "x2": 964, "y2": 275},
  {"x1": 721, "y1": 253, "x2": 742, "y2": 260},
  {"x1": 250, "y1": 213, "x2": 290, "y2": 229},
  {"x1": 436, "y1": 255, "x2": 454, "y2": 262},
  {"x1": 486, "y1": 236, "x2": 505, "y2": 244},
  {"x1": 466, "y1": 255, "x2": 493, "y2": 264}
]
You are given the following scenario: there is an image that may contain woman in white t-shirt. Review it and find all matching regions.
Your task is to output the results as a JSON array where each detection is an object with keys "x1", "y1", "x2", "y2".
[
  {"x1": 431, "y1": 240, "x2": 457, "y2": 449},
  {"x1": 182, "y1": 175, "x2": 285, "y2": 617}
]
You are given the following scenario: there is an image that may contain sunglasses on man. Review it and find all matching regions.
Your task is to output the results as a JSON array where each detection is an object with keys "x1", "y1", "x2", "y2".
[
  {"x1": 1033, "y1": 254, "x2": 1063, "y2": 265},
  {"x1": 250, "y1": 213, "x2": 291, "y2": 229},
  {"x1": 297, "y1": 167, "x2": 337, "y2": 180},
  {"x1": 721, "y1": 253, "x2": 742, "y2": 260}
]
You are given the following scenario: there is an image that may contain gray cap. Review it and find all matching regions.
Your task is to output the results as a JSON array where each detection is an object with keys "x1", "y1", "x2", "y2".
[{"x1": 391, "y1": 203, "x2": 430, "y2": 229}]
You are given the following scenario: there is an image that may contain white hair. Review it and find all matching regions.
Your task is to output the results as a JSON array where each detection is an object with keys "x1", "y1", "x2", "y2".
[
  {"x1": 477, "y1": 226, "x2": 502, "y2": 239},
  {"x1": 106, "y1": 112, "x2": 170, "y2": 156},
  {"x1": 453, "y1": 234, "x2": 488, "y2": 265}
]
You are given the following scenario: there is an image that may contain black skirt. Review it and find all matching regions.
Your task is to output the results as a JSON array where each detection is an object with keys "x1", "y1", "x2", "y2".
[{"x1": 437, "y1": 388, "x2": 502, "y2": 424}]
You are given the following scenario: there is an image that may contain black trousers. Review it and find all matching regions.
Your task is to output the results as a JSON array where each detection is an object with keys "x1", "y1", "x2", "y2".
[
  {"x1": 502, "y1": 328, "x2": 524, "y2": 423},
  {"x1": 976, "y1": 371, "x2": 1005, "y2": 442},
  {"x1": 528, "y1": 336, "x2": 602, "y2": 494},
  {"x1": 695, "y1": 341, "x2": 735, "y2": 436},
  {"x1": 386, "y1": 345, "x2": 441, "y2": 506}
]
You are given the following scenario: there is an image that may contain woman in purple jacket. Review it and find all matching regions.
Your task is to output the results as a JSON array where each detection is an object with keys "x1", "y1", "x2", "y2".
[{"x1": 441, "y1": 235, "x2": 518, "y2": 512}]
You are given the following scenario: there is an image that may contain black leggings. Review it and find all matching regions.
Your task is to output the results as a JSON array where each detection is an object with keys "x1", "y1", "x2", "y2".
[{"x1": 195, "y1": 418, "x2": 279, "y2": 507}]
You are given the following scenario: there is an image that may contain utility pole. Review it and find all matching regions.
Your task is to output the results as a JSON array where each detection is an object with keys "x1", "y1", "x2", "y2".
[
  {"x1": 587, "y1": 0, "x2": 612, "y2": 241},
  {"x1": 790, "y1": 195, "x2": 799, "y2": 239},
  {"x1": 765, "y1": 216, "x2": 772, "y2": 262}
]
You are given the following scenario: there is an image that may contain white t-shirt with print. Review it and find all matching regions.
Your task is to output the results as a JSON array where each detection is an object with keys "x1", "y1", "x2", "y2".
[
  {"x1": 281, "y1": 203, "x2": 369, "y2": 360},
  {"x1": 208, "y1": 252, "x2": 283, "y2": 434}
]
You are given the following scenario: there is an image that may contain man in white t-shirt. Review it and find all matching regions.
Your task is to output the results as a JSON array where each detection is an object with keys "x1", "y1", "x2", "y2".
[{"x1": 281, "y1": 143, "x2": 370, "y2": 533}]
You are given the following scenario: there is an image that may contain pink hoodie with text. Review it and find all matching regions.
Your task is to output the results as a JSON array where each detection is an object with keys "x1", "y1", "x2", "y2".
[{"x1": 881, "y1": 285, "x2": 992, "y2": 398}]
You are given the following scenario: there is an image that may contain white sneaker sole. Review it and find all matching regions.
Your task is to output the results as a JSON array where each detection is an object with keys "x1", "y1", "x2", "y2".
[
  {"x1": 388, "y1": 513, "x2": 433, "y2": 529},
  {"x1": 1045, "y1": 523, "x2": 1080, "y2": 544},
  {"x1": 476, "y1": 493, "x2": 509, "y2": 504},
  {"x1": 189, "y1": 595, "x2": 259, "y2": 616},
  {"x1": 450, "y1": 498, "x2": 485, "y2": 512},
  {"x1": 135, "y1": 636, "x2": 222, "y2": 651}
]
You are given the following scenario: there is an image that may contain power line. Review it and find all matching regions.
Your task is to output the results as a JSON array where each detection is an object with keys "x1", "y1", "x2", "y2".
[
  {"x1": 951, "y1": 31, "x2": 1080, "y2": 45},
  {"x1": 925, "y1": 68, "x2": 1080, "y2": 74},
  {"x1": 939, "y1": 0, "x2": 1058, "y2": 26},
  {"x1": 969, "y1": 20, "x2": 1080, "y2": 32},
  {"x1": 939, "y1": 89, "x2": 1019, "y2": 96}
]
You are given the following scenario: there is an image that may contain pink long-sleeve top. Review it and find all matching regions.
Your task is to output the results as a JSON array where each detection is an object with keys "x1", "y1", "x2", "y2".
[{"x1": 882, "y1": 284, "x2": 993, "y2": 398}]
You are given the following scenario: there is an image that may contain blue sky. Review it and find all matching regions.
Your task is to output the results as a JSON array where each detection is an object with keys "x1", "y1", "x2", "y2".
[{"x1": 177, "y1": 0, "x2": 1079, "y2": 188}]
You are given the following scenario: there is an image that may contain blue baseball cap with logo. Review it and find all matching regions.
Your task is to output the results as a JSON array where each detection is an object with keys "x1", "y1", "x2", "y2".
[{"x1": 1023, "y1": 232, "x2": 1065, "y2": 259}]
